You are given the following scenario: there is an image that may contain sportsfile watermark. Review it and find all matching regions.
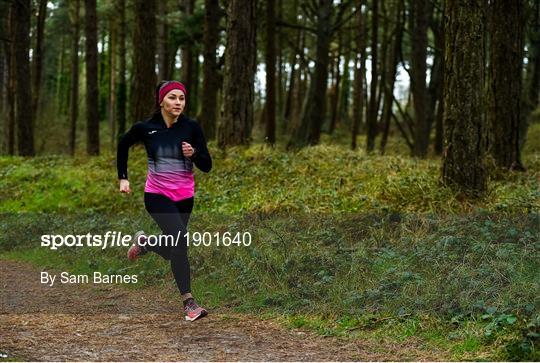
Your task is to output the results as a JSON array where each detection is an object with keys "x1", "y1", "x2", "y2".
[{"x1": 40, "y1": 231, "x2": 252, "y2": 250}]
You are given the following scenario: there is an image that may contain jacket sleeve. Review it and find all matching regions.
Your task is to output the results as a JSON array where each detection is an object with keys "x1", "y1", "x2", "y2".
[
  {"x1": 190, "y1": 121, "x2": 212, "y2": 173},
  {"x1": 117, "y1": 122, "x2": 143, "y2": 179}
]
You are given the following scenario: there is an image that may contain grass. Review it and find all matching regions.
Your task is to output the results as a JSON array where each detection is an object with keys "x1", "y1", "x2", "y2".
[
  {"x1": 1, "y1": 122, "x2": 538, "y2": 215},
  {"x1": 1, "y1": 124, "x2": 539, "y2": 360}
]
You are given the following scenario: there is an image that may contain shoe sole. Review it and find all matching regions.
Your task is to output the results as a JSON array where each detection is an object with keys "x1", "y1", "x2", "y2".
[{"x1": 185, "y1": 310, "x2": 208, "y2": 322}]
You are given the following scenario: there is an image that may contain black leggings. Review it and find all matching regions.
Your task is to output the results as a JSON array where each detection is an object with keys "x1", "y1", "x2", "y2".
[{"x1": 144, "y1": 192, "x2": 193, "y2": 295}]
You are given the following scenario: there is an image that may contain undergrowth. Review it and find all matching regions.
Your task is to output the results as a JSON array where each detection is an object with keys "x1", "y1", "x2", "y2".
[{"x1": 0, "y1": 124, "x2": 539, "y2": 360}]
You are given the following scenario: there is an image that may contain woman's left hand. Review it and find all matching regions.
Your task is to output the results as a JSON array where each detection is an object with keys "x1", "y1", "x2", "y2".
[{"x1": 182, "y1": 141, "x2": 195, "y2": 158}]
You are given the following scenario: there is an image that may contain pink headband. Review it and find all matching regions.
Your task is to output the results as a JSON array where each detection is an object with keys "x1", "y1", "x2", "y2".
[{"x1": 157, "y1": 81, "x2": 187, "y2": 105}]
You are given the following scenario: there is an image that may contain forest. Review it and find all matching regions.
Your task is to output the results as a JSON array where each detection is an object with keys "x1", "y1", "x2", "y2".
[
  {"x1": 1, "y1": 0, "x2": 538, "y2": 192},
  {"x1": 0, "y1": 0, "x2": 539, "y2": 361}
]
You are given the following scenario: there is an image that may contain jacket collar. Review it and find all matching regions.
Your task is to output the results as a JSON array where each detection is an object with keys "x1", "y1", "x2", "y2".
[{"x1": 151, "y1": 112, "x2": 185, "y2": 129}]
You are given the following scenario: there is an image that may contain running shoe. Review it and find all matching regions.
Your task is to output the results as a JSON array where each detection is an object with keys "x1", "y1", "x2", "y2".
[
  {"x1": 127, "y1": 230, "x2": 148, "y2": 261},
  {"x1": 183, "y1": 298, "x2": 208, "y2": 321}
]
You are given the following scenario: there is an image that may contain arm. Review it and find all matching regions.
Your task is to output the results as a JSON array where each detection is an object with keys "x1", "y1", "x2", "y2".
[
  {"x1": 117, "y1": 122, "x2": 143, "y2": 180},
  {"x1": 190, "y1": 122, "x2": 212, "y2": 173}
]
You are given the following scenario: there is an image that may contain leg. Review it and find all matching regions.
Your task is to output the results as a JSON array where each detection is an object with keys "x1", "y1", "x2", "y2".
[
  {"x1": 169, "y1": 197, "x2": 194, "y2": 295},
  {"x1": 144, "y1": 192, "x2": 192, "y2": 294},
  {"x1": 170, "y1": 197, "x2": 207, "y2": 321},
  {"x1": 143, "y1": 192, "x2": 179, "y2": 260}
]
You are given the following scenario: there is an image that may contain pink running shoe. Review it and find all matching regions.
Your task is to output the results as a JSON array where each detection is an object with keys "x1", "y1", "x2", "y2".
[
  {"x1": 127, "y1": 230, "x2": 148, "y2": 261},
  {"x1": 183, "y1": 298, "x2": 208, "y2": 321}
]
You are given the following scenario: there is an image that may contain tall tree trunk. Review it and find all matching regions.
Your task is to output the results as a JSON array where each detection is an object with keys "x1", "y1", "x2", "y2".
[
  {"x1": 14, "y1": 0, "x2": 34, "y2": 156},
  {"x1": 168, "y1": 46, "x2": 178, "y2": 81},
  {"x1": 85, "y1": 0, "x2": 99, "y2": 155},
  {"x1": 191, "y1": 47, "x2": 200, "y2": 115},
  {"x1": 434, "y1": 88, "x2": 444, "y2": 154},
  {"x1": 291, "y1": 0, "x2": 333, "y2": 148},
  {"x1": 426, "y1": 1, "x2": 439, "y2": 131},
  {"x1": 487, "y1": 0, "x2": 525, "y2": 171},
  {"x1": 55, "y1": 36, "x2": 65, "y2": 111},
  {"x1": 0, "y1": 1, "x2": 7, "y2": 153},
  {"x1": 277, "y1": 0, "x2": 284, "y2": 126},
  {"x1": 380, "y1": 0, "x2": 404, "y2": 154},
  {"x1": 265, "y1": 0, "x2": 276, "y2": 144},
  {"x1": 284, "y1": 26, "x2": 301, "y2": 128},
  {"x1": 431, "y1": 4, "x2": 445, "y2": 155},
  {"x1": 0, "y1": 2, "x2": 4, "y2": 109},
  {"x1": 32, "y1": 0, "x2": 47, "y2": 129},
  {"x1": 520, "y1": 0, "x2": 539, "y2": 153},
  {"x1": 291, "y1": 29, "x2": 306, "y2": 132},
  {"x1": 200, "y1": 0, "x2": 220, "y2": 139},
  {"x1": 132, "y1": 0, "x2": 156, "y2": 123},
  {"x1": 376, "y1": 0, "x2": 389, "y2": 125},
  {"x1": 329, "y1": 33, "x2": 342, "y2": 135},
  {"x1": 109, "y1": 18, "x2": 117, "y2": 151},
  {"x1": 442, "y1": 0, "x2": 487, "y2": 197},
  {"x1": 283, "y1": 0, "x2": 302, "y2": 131},
  {"x1": 0, "y1": 41, "x2": 4, "y2": 154},
  {"x1": 218, "y1": 0, "x2": 257, "y2": 148},
  {"x1": 180, "y1": 0, "x2": 195, "y2": 116},
  {"x1": 366, "y1": 0, "x2": 379, "y2": 152},
  {"x1": 116, "y1": 0, "x2": 127, "y2": 136},
  {"x1": 352, "y1": 0, "x2": 367, "y2": 150},
  {"x1": 338, "y1": 29, "x2": 352, "y2": 128},
  {"x1": 157, "y1": 0, "x2": 170, "y2": 81},
  {"x1": 4, "y1": 3, "x2": 15, "y2": 155},
  {"x1": 411, "y1": 0, "x2": 429, "y2": 157},
  {"x1": 69, "y1": 0, "x2": 80, "y2": 156},
  {"x1": 98, "y1": 27, "x2": 107, "y2": 122}
]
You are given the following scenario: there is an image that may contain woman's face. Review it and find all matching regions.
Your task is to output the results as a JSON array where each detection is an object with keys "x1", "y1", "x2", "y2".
[{"x1": 160, "y1": 89, "x2": 185, "y2": 117}]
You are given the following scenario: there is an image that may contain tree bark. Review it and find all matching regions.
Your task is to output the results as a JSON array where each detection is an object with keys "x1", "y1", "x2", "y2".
[
  {"x1": 352, "y1": 0, "x2": 367, "y2": 150},
  {"x1": 376, "y1": 0, "x2": 389, "y2": 127},
  {"x1": 521, "y1": 0, "x2": 540, "y2": 149},
  {"x1": 200, "y1": 0, "x2": 220, "y2": 139},
  {"x1": 14, "y1": 0, "x2": 34, "y2": 156},
  {"x1": 411, "y1": 0, "x2": 429, "y2": 157},
  {"x1": 380, "y1": 0, "x2": 404, "y2": 154},
  {"x1": 32, "y1": 0, "x2": 47, "y2": 130},
  {"x1": 337, "y1": 28, "x2": 352, "y2": 129},
  {"x1": 157, "y1": 0, "x2": 170, "y2": 81},
  {"x1": 329, "y1": 33, "x2": 342, "y2": 135},
  {"x1": 132, "y1": 0, "x2": 157, "y2": 123},
  {"x1": 366, "y1": 0, "x2": 379, "y2": 152},
  {"x1": 487, "y1": 0, "x2": 525, "y2": 171},
  {"x1": 69, "y1": 0, "x2": 80, "y2": 156},
  {"x1": 284, "y1": 27, "x2": 301, "y2": 128},
  {"x1": 283, "y1": 0, "x2": 302, "y2": 132},
  {"x1": 290, "y1": 0, "x2": 333, "y2": 148},
  {"x1": 265, "y1": 0, "x2": 277, "y2": 144},
  {"x1": 292, "y1": 29, "x2": 306, "y2": 132},
  {"x1": 55, "y1": 35, "x2": 66, "y2": 113},
  {"x1": 180, "y1": 0, "x2": 195, "y2": 116},
  {"x1": 277, "y1": 0, "x2": 284, "y2": 126},
  {"x1": 442, "y1": 0, "x2": 487, "y2": 197},
  {"x1": 116, "y1": 0, "x2": 127, "y2": 137},
  {"x1": 218, "y1": 0, "x2": 257, "y2": 148},
  {"x1": 109, "y1": 18, "x2": 117, "y2": 151},
  {"x1": 4, "y1": 3, "x2": 15, "y2": 155},
  {"x1": 0, "y1": 40, "x2": 4, "y2": 154},
  {"x1": 85, "y1": 0, "x2": 99, "y2": 155},
  {"x1": 98, "y1": 27, "x2": 107, "y2": 122},
  {"x1": 431, "y1": 4, "x2": 445, "y2": 155},
  {"x1": 191, "y1": 46, "x2": 200, "y2": 115}
]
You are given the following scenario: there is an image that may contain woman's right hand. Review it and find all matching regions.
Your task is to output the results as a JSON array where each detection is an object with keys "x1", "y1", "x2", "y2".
[{"x1": 119, "y1": 179, "x2": 131, "y2": 193}]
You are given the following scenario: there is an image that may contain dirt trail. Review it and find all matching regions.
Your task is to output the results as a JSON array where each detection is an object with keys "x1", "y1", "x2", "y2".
[{"x1": 1, "y1": 260, "x2": 444, "y2": 361}]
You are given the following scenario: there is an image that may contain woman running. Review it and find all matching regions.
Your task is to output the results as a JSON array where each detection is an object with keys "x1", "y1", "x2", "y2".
[{"x1": 117, "y1": 80, "x2": 212, "y2": 321}]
